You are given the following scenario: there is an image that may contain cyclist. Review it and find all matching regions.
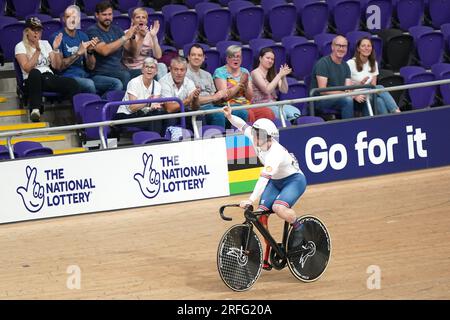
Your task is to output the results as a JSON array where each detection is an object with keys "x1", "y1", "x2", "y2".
[{"x1": 223, "y1": 103, "x2": 307, "y2": 270}]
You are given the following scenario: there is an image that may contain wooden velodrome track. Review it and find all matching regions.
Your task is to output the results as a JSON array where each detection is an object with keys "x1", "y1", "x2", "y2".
[{"x1": 0, "y1": 166, "x2": 449, "y2": 299}]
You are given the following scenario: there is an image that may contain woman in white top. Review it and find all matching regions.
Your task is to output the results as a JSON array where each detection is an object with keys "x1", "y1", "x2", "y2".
[
  {"x1": 347, "y1": 37, "x2": 400, "y2": 114},
  {"x1": 122, "y1": 7, "x2": 167, "y2": 80},
  {"x1": 114, "y1": 57, "x2": 166, "y2": 135},
  {"x1": 15, "y1": 17, "x2": 80, "y2": 122},
  {"x1": 251, "y1": 47, "x2": 301, "y2": 122}
]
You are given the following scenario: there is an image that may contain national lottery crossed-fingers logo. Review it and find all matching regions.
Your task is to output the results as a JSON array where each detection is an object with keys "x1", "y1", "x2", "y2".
[
  {"x1": 16, "y1": 166, "x2": 45, "y2": 213},
  {"x1": 134, "y1": 153, "x2": 161, "y2": 199}
]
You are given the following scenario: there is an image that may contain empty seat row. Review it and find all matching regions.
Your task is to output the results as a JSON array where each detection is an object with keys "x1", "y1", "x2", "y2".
[{"x1": 0, "y1": 141, "x2": 53, "y2": 160}]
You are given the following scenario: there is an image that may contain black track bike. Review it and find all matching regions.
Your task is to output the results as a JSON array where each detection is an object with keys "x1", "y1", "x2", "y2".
[{"x1": 217, "y1": 204, "x2": 332, "y2": 291}]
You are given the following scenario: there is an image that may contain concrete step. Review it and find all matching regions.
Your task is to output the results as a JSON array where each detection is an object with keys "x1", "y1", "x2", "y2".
[
  {"x1": 0, "y1": 132, "x2": 80, "y2": 150},
  {"x1": 0, "y1": 122, "x2": 49, "y2": 131},
  {"x1": 0, "y1": 109, "x2": 28, "y2": 124},
  {"x1": 53, "y1": 147, "x2": 87, "y2": 155}
]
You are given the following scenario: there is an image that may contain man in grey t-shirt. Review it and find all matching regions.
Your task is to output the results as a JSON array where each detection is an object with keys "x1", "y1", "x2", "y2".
[
  {"x1": 311, "y1": 35, "x2": 355, "y2": 119},
  {"x1": 185, "y1": 44, "x2": 228, "y2": 126}
]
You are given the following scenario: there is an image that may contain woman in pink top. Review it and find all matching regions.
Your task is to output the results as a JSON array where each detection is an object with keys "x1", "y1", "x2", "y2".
[
  {"x1": 122, "y1": 7, "x2": 167, "y2": 80},
  {"x1": 251, "y1": 47, "x2": 301, "y2": 122}
]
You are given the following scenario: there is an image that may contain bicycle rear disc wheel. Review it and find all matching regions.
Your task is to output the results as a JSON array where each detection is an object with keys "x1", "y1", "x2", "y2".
[
  {"x1": 217, "y1": 224, "x2": 263, "y2": 291},
  {"x1": 286, "y1": 215, "x2": 331, "y2": 282}
]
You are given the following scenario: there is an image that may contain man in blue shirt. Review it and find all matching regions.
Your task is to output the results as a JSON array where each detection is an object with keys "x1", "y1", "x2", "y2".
[
  {"x1": 310, "y1": 35, "x2": 355, "y2": 119},
  {"x1": 51, "y1": 4, "x2": 122, "y2": 94},
  {"x1": 86, "y1": 1, "x2": 137, "y2": 90}
]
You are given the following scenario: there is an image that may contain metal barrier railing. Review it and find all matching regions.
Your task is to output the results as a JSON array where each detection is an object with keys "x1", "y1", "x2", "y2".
[
  {"x1": 1, "y1": 78, "x2": 450, "y2": 160},
  {"x1": 309, "y1": 84, "x2": 378, "y2": 117}
]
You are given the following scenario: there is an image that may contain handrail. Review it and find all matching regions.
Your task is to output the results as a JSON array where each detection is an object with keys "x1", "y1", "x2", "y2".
[
  {"x1": 309, "y1": 84, "x2": 377, "y2": 117},
  {"x1": 99, "y1": 97, "x2": 185, "y2": 149},
  {"x1": 1, "y1": 78, "x2": 450, "y2": 160}
]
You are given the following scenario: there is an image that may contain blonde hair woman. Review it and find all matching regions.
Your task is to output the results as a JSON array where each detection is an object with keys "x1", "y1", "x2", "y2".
[
  {"x1": 122, "y1": 7, "x2": 167, "y2": 80},
  {"x1": 15, "y1": 17, "x2": 79, "y2": 122}
]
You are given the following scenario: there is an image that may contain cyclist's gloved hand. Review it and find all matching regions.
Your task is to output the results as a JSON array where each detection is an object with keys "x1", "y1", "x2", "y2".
[{"x1": 239, "y1": 199, "x2": 253, "y2": 209}]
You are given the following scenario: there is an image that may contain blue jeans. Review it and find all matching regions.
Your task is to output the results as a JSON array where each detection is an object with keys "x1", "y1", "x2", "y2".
[
  {"x1": 374, "y1": 85, "x2": 399, "y2": 114},
  {"x1": 91, "y1": 75, "x2": 123, "y2": 94},
  {"x1": 128, "y1": 63, "x2": 168, "y2": 81},
  {"x1": 93, "y1": 69, "x2": 131, "y2": 90},
  {"x1": 270, "y1": 104, "x2": 301, "y2": 121},
  {"x1": 315, "y1": 96, "x2": 354, "y2": 119},
  {"x1": 200, "y1": 104, "x2": 248, "y2": 128},
  {"x1": 73, "y1": 77, "x2": 96, "y2": 94}
]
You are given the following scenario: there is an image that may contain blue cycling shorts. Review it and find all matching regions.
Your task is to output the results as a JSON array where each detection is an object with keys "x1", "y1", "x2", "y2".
[{"x1": 257, "y1": 173, "x2": 307, "y2": 211}]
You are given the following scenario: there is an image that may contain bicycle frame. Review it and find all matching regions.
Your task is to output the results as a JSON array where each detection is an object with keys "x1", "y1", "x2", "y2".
[{"x1": 220, "y1": 204, "x2": 290, "y2": 261}]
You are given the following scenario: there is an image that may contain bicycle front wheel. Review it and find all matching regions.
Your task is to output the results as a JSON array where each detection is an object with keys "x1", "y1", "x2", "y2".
[
  {"x1": 217, "y1": 224, "x2": 263, "y2": 291},
  {"x1": 286, "y1": 215, "x2": 331, "y2": 282}
]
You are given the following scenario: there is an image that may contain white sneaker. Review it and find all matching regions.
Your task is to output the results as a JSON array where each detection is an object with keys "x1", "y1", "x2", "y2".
[{"x1": 30, "y1": 109, "x2": 40, "y2": 122}]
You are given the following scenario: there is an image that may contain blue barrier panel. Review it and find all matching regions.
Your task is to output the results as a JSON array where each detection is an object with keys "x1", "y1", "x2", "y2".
[{"x1": 281, "y1": 107, "x2": 450, "y2": 184}]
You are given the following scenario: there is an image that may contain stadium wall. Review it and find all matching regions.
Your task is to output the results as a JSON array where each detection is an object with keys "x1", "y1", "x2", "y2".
[{"x1": 1, "y1": 106, "x2": 449, "y2": 224}]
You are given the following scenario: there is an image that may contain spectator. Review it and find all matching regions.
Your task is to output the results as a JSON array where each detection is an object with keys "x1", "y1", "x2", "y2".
[
  {"x1": 122, "y1": 7, "x2": 167, "y2": 80},
  {"x1": 310, "y1": 35, "x2": 355, "y2": 119},
  {"x1": 87, "y1": 1, "x2": 137, "y2": 90},
  {"x1": 213, "y1": 45, "x2": 251, "y2": 125},
  {"x1": 159, "y1": 56, "x2": 200, "y2": 129},
  {"x1": 51, "y1": 5, "x2": 122, "y2": 95},
  {"x1": 185, "y1": 44, "x2": 228, "y2": 126},
  {"x1": 347, "y1": 37, "x2": 401, "y2": 114},
  {"x1": 114, "y1": 57, "x2": 166, "y2": 135},
  {"x1": 251, "y1": 47, "x2": 301, "y2": 123},
  {"x1": 15, "y1": 17, "x2": 79, "y2": 122}
]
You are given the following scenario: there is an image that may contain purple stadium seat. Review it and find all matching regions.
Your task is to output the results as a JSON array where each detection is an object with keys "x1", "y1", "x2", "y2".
[
  {"x1": 132, "y1": 131, "x2": 169, "y2": 145},
  {"x1": 400, "y1": 66, "x2": 437, "y2": 109},
  {"x1": 278, "y1": 79, "x2": 308, "y2": 115},
  {"x1": 0, "y1": 22, "x2": 25, "y2": 62},
  {"x1": 183, "y1": 42, "x2": 210, "y2": 58},
  {"x1": 204, "y1": 48, "x2": 221, "y2": 74},
  {"x1": 361, "y1": 0, "x2": 393, "y2": 32},
  {"x1": 201, "y1": 125, "x2": 226, "y2": 139},
  {"x1": 427, "y1": 0, "x2": 450, "y2": 28},
  {"x1": 228, "y1": 0, "x2": 264, "y2": 43},
  {"x1": 112, "y1": 15, "x2": 131, "y2": 30},
  {"x1": 330, "y1": 0, "x2": 361, "y2": 35},
  {"x1": 282, "y1": 36, "x2": 318, "y2": 80},
  {"x1": 185, "y1": 0, "x2": 209, "y2": 9},
  {"x1": 81, "y1": 0, "x2": 99, "y2": 16},
  {"x1": 14, "y1": 141, "x2": 53, "y2": 158},
  {"x1": 249, "y1": 37, "x2": 275, "y2": 58},
  {"x1": 442, "y1": 23, "x2": 450, "y2": 56},
  {"x1": 73, "y1": 93, "x2": 101, "y2": 124},
  {"x1": 9, "y1": 0, "x2": 40, "y2": 19},
  {"x1": 0, "y1": 16, "x2": 17, "y2": 29},
  {"x1": 295, "y1": 115, "x2": 325, "y2": 125},
  {"x1": 116, "y1": 0, "x2": 140, "y2": 13},
  {"x1": 431, "y1": 63, "x2": 450, "y2": 105},
  {"x1": 44, "y1": 0, "x2": 76, "y2": 18},
  {"x1": 0, "y1": 0, "x2": 6, "y2": 16},
  {"x1": 314, "y1": 32, "x2": 337, "y2": 57},
  {"x1": 80, "y1": 17, "x2": 96, "y2": 31},
  {"x1": 378, "y1": 28, "x2": 414, "y2": 72},
  {"x1": 261, "y1": 0, "x2": 297, "y2": 42},
  {"x1": 196, "y1": 2, "x2": 231, "y2": 46},
  {"x1": 82, "y1": 100, "x2": 110, "y2": 140},
  {"x1": 105, "y1": 90, "x2": 125, "y2": 102},
  {"x1": 42, "y1": 20, "x2": 63, "y2": 41},
  {"x1": 218, "y1": 0, "x2": 232, "y2": 5},
  {"x1": 409, "y1": 26, "x2": 444, "y2": 69},
  {"x1": 294, "y1": 0, "x2": 329, "y2": 40},
  {"x1": 345, "y1": 31, "x2": 383, "y2": 64},
  {"x1": 0, "y1": 145, "x2": 17, "y2": 160},
  {"x1": 162, "y1": 4, "x2": 198, "y2": 49},
  {"x1": 393, "y1": 0, "x2": 424, "y2": 31}
]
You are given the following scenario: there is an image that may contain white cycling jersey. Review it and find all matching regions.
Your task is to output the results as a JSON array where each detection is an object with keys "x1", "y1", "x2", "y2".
[{"x1": 229, "y1": 115, "x2": 304, "y2": 202}]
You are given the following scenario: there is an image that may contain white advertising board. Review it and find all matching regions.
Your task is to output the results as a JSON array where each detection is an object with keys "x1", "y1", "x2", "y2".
[{"x1": 0, "y1": 138, "x2": 230, "y2": 224}]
